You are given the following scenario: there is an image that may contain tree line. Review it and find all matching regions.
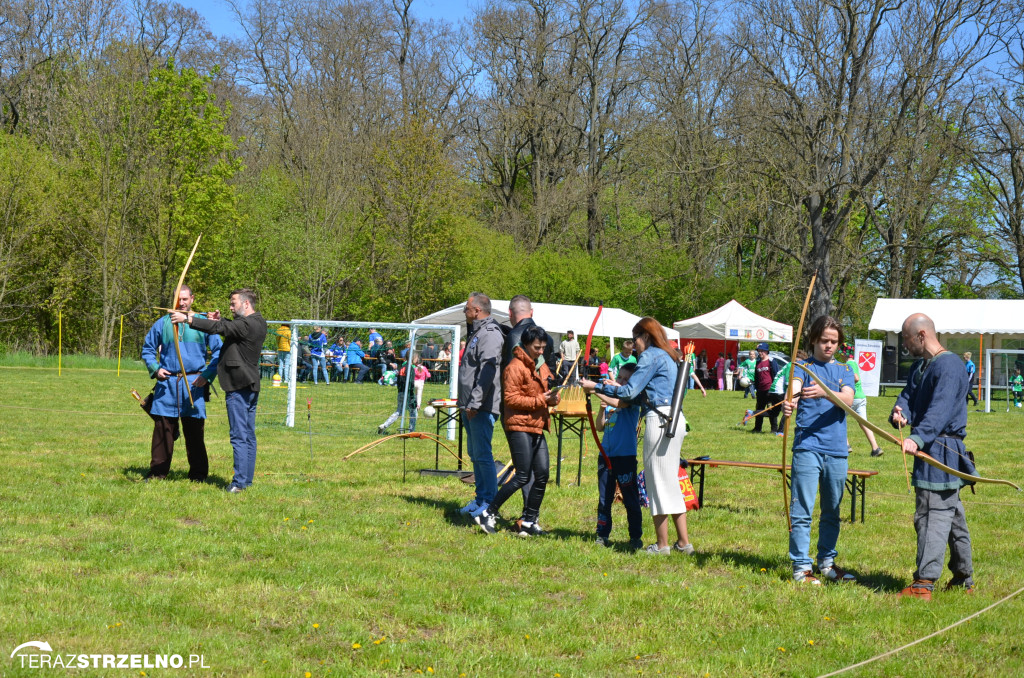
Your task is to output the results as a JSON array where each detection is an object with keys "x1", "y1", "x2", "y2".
[{"x1": 1, "y1": 0, "x2": 1022, "y2": 357}]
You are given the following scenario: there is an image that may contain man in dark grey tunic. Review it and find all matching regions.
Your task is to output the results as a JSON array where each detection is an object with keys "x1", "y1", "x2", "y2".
[{"x1": 891, "y1": 313, "x2": 975, "y2": 600}]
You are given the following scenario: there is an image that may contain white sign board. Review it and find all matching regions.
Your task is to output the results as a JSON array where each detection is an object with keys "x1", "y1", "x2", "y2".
[{"x1": 854, "y1": 339, "x2": 883, "y2": 397}]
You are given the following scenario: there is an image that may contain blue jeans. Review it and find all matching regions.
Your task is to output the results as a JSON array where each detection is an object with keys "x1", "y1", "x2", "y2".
[
  {"x1": 744, "y1": 382, "x2": 755, "y2": 398},
  {"x1": 463, "y1": 411, "x2": 497, "y2": 505},
  {"x1": 310, "y1": 355, "x2": 329, "y2": 384},
  {"x1": 788, "y1": 449, "x2": 847, "y2": 573},
  {"x1": 277, "y1": 350, "x2": 290, "y2": 383},
  {"x1": 225, "y1": 388, "x2": 259, "y2": 488},
  {"x1": 597, "y1": 456, "x2": 643, "y2": 540},
  {"x1": 350, "y1": 361, "x2": 370, "y2": 383}
]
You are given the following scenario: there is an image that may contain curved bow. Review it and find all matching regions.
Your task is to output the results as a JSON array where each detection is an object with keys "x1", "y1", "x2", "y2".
[
  {"x1": 793, "y1": 362, "x2": 1021, "y2": 491},
  {"x1": 171, "y1": 235, "x2": 202, "y2": 408},
  {"x1": 781, "y1": 272, "x2": 817, "y2": 530},
  {"x1": 585, "y1": 304, "x2": 613, "y2": 471},
  {"x1": 345, "y1": 431, "x2": 460, "y2": 463}
]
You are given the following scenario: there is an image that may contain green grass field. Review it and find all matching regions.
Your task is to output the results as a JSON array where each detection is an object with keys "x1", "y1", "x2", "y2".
[{"x1": 2, "y1": 359, "x2": 1023, "y2": 677}]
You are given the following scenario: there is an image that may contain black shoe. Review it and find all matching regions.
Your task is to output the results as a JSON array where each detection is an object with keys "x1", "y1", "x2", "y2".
[
  {"x1": 870, "y1": 448, "x2": 884, "y2": 457},
  {"x1": 474, "y1": 510, "x2": 497, "y2": 534},
  {"x1": 628, "y1": 538, "x2": 644, "y2": 552}
]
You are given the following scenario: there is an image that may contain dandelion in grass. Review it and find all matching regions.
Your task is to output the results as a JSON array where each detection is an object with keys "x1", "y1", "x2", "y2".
[
  {"x1": 302, "y1": 526, "x2": 307, "y2": 530},
  {"x1": 524, "y1": 634, "x2": 530, "y2": 640},
  {"x1": 373, "y1": 637, "x2": 385, "y2": 645},
  {"x1": 352, "y1": 643, "x2": 361, "y2": 650},
  {"x1": 305, "y1": 673, "x2": 311, "y2": 677},
  {"x1": 760, "y1": 568, "x2": 766, "y2": 572},
  {"x1": 284, "y1": 518, "x2": 290, "y2": 522},
  {"x1": 807, "y1": 640, "x2": 814, "y2": 646},
  {"x1": 777, "y1": 647, "x2": 785, "y2": 652},
  {"x1": 427, "y1": 668, "x2": 434, "y2": 674},
  {"x1": 308, "y1": 520, "x2": 314, "y2": 524},
  {"x1": 313, "y1": 624, "x2": 319, "y2": 629}
]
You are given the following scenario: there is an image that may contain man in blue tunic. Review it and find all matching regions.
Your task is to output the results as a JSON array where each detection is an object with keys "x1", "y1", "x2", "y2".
[
  {"x1": 892, "y1": 313, "x2": 975, "y2": 600},
  {"x1": 141, "y1": 285, "x2": 222, "y2": 481}
]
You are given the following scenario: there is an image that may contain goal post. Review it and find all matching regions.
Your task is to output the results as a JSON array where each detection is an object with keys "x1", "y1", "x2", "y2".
[
  {"x1": 983, "y1": 348, "x2": 1024, "y2": 414},
  {"x1": 284, "y1": 319, "x2": 462, "y2": 429}
]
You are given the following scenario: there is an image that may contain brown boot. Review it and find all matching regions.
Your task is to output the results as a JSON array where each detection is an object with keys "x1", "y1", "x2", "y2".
[
  {"x1": 944, "y1": 576, "x2": 975, "y2": 594},
  {"x1": 898, "y1": 579, "x2": 934, "y2": 600}
]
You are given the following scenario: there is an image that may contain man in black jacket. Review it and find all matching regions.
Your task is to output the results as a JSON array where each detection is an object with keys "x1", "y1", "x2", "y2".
[{"x1": 172, "y1": 288, "x2": 268, "y2": 492}]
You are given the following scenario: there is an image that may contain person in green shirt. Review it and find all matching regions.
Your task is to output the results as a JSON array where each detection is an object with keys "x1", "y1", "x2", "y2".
[
  {"x1": 608, "y1": 339, "x2": 637, "y2": 380},
  {"x1": 738, "y1": 350, "x2": 757, "y2": 398},
  {"x1": 839, "y1": 344, "x2": 882, "y2": 456},
  {"x1": 1012, "y1": 367, "x2": 1023, "y2": 408}
]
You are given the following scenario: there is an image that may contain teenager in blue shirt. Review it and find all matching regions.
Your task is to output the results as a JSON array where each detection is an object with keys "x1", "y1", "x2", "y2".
[
  {"x1": 328, "y1": 339, "x2": 347, "y2": 382},
  {"x1": 308, "y1": 326, "x2": 330, "y2": 385},
  {"x1": 782, "y1": 315, "x2": 856, "y2": 584},
  {"x1": 593, "y1": 363, "x2": 644, "y2": 551}
]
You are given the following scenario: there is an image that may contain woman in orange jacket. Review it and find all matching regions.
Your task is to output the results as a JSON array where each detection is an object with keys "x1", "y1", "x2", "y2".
[{"x1": 483, "y1": 325, "x2": 561, "y2": 536}]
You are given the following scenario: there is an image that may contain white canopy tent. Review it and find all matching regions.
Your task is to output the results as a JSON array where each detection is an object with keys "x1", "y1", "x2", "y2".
[
  {"x1": 672, "y1": 299, "x2": 793, "y2": 343},
  {"x1": 869, "y1": 299, "x2": 1024, "y2": 412},
  {"x1": 868, "y1": 299, "x2": 1024, "y2": 334},
  {"x1": 414, "y1": 301, "x2": 678, "y2": 352}
]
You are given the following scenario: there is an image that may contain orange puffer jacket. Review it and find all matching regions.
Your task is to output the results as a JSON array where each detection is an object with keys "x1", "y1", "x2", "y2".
[{"x1": 503, "y1": 346, "x2": 553, "y2": 433}]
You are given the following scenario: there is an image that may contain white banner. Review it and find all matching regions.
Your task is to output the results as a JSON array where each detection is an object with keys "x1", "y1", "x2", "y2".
[{"x1": 855, "y1": 339, "x2": 883, "y2": 397}]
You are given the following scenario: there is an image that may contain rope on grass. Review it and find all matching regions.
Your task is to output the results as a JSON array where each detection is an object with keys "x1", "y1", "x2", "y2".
[{"x1": 816, "y1": 585, "x2": 1024, "y2": 677}]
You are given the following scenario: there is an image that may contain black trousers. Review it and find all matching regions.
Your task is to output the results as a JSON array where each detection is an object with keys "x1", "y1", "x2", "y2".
[
  {"x1": 596, "y1": 456, "x2": 643, "y2": 540},
  {"x1": 753, "y1": 390, "x2": 780, "y2": 432},
  {"x1": 492, "y1": 430, "x2": 550, "y2": 523},
  {"x1": 150, "y1": 415, "x2": 208, "y2": 481},
  {"x1": 966, "y1": 374, "x2": 978, "y2": 405}
]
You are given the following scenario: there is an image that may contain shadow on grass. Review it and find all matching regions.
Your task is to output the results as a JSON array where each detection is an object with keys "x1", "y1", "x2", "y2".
[
  {"x1": 120, "y1": 465, "x2": 232, "y2": 488},
  {"x1": 399, "y1": 494, "x2": 599, "y2": 542},
  {"x1": 708, "y1": 547, "x2": 906, "y2": 591},
  {"x1": 400, "y1": 493, "x2": 472, "y2": 527}
]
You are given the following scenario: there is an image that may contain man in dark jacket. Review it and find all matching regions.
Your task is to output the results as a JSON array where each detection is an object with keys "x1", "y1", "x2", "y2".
[
  {"x1": 172, "y1": 288, "x2": 268, "y2": 492},
  {"x1": 502, "y1": 294, "x2": 557, "y2": 375},
  {"x1": 891, "y1": 313, "x2": 975, "y2": 600},
  {"x1": 457, "y1": 292, "x2": 506, "y2": 524},
  {"x1": 499, "y1": 295, "x2": 556, "y2": 510}
]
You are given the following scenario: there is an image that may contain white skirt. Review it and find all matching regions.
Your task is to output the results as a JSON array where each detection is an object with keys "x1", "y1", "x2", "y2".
[{"x1": 643, "y1": 408, "x2": 687, "y2": 516}]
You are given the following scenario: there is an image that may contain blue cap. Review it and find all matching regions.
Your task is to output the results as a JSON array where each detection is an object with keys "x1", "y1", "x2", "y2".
[{"x1": 756, "y1": 342, "x2": 770, "y2": 351}]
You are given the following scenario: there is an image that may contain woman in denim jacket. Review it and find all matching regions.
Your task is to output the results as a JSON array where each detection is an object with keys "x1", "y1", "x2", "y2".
[{"x1": 581, "y1": 317, "x2": 694, "y2": 555}]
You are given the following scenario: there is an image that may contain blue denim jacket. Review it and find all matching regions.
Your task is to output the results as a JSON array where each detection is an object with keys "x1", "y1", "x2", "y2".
[{"x1": 595, "y1": 346, "x2": 678, "y2": 414}]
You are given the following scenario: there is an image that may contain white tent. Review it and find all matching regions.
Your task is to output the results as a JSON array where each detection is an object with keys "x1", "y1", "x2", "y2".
[
  {"x1": 869, "y1": 299, "x2": 1024, "y2": 413},
  {"x1": 673, "y1": 300, "x2": 792, "y2": 342},
  {"x1": 414, "y1": 301, "x2": 678, "y2": 349},
  {"x1": 869, "y1": 299, "x2": 1024, "y2": 334}
]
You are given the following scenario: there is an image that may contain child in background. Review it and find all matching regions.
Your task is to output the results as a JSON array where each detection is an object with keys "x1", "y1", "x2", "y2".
[
  {"x1": 1012, "y1": 367, "x2": 1023, "y2": 408},
  {"x1": 412, "y1": 354, "x2": 431, "y2": 408},
  {"x1": 599, "y1": 361, "x2": 609, "y2": 378},
  {"x1": 377, "y1": 357, "x2": 419, "y2": 433},
  {"x1": 594, "y1": 363, "x2": 644, "y2": 551}
]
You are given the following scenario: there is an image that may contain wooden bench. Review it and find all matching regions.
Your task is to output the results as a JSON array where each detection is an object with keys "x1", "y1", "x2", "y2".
[{"x1": 685, "y1": 458, "x2": 879, "y2": 523}]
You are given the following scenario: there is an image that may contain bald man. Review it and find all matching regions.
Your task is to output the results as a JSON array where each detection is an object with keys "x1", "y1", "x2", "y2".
[{"x1": 890, "y1": 313, "x2": 976, "y2": 600}]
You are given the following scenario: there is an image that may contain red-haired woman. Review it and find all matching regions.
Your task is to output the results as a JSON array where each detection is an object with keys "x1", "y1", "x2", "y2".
[{"x1": 581, "y1": 317, "x2": 694, "y2": 555}]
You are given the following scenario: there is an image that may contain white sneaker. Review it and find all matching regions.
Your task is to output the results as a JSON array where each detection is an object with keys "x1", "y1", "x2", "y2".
[
  {"x1": 459, "y1": 498, "x2": 481, "y2": 515},
  {"x1": 818, "y1": 564, "x2": 856, "y2": 582}
]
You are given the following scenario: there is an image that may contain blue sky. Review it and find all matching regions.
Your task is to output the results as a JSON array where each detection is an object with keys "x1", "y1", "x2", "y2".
[{"x1": 178, "y1": 0, "x2": 478, "y2": 38}]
